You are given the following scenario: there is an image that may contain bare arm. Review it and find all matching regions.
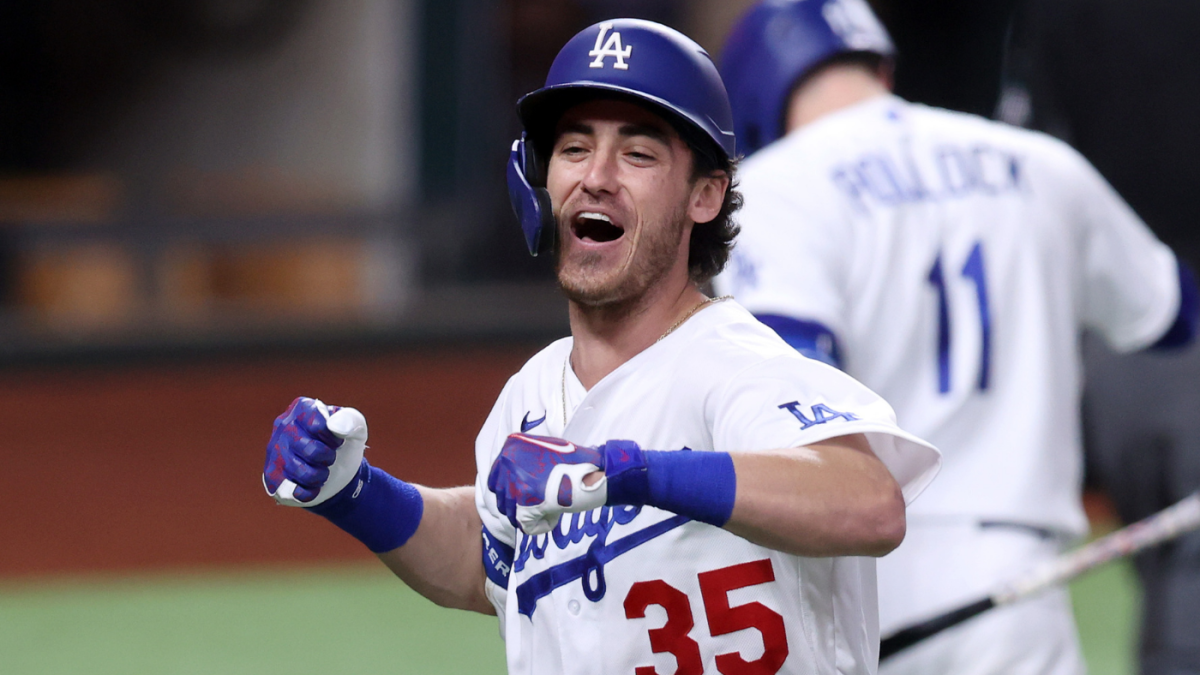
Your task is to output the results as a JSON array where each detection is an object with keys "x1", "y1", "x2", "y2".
[
  {"x1": 580, "y1": 432, "x2": 904, "y2": 557},
  {"x1": 376, "y1": 485, "x2": 494, "y2": 615},
  {"x1": 724, "y1": 433, "x2": 906, "y2": 557}
]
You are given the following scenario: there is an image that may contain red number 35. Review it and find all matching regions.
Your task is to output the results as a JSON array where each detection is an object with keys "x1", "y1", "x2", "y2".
[{"x1": 622, "y1": 559, "x2": 789, "y2": 675}]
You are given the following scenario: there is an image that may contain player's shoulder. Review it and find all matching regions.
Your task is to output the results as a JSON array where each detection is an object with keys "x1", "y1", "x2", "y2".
[
  {"x1": 490, "y1": 336, "x2": 572, "y2": 403},
  {"x1": 475, "y1": 337, "x2": 571, "y2": 459},
  {"x1": 678, "y1": 301, "x2": 938, "y2": 478},
  {"x1": 905, "y1": 100, "x2": 1090, "y2": 168},
  {"x1": 513, "y1": 336, "x2": 571, "y2": 380},
  {"x1": 741, "y1": 96, "x2": 900, "y2": 181},
  {"x1": 516, "y1": 336, "x2": 572, "y2": 373},
  {"x1": 669, "y1": 300, "x2": 836, "y2": 382},
  {"x1": 746, "y1": 95, "x2": 1087, "y2": 173}
]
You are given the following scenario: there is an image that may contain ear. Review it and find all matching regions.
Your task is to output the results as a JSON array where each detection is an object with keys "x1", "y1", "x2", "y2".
[{"x1": 687, "y1": 171, "x2": 729, "y2": 225}]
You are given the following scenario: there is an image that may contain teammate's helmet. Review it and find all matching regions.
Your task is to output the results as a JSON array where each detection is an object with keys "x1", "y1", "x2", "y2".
[
  {"x1": 507, "y1": 19, "x2": 736, "y2": 256},
  {"x1": 721, "y1": 0, "x2": 894, "y2": 157}
]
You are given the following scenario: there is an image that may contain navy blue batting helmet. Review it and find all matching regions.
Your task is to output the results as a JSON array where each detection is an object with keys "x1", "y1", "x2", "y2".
[
  {"x1": 721, "y1": 0, "x2": 894, "y2": 157},
  {"x1": 507, "y1": 19, "x2": 736, "y2": 256}
]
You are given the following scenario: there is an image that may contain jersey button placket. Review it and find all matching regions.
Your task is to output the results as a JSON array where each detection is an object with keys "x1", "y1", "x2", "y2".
[{"x1": 560, "y1": 591, "x2": 601, "y2": 672}]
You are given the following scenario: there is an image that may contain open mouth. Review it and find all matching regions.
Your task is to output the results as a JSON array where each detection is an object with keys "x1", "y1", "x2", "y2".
[{"x1": 572, "y1": 211, "x2": 625, "y2": 243}]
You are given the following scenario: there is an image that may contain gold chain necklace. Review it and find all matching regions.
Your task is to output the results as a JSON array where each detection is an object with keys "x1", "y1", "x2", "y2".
[
  {"x1": 561, "y1": 295, "x2": 732, "y2": 427},
  {"x1": 655, "y1": 294, "x2": 732, "y2": 343},
  {"x1": 561, "y1": 357, "x2": 569, "y2": 427}
]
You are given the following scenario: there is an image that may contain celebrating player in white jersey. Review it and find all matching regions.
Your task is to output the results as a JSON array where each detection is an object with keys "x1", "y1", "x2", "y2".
[
  {"x1": 714, "y1": 2, "x2": 1198, "y2": 674},
  {"x1": 261, "y1": 18, "x2": 939, "y2": 675}
]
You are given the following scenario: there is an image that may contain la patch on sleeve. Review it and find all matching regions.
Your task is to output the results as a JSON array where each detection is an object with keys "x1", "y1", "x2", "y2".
[{"x1": 778, "y1": 400, "x2": 859, "y2": 430}]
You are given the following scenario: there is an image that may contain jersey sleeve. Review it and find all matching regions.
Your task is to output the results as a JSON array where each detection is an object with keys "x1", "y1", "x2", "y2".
[
  {"x1": 474, "y1": 375, "x2": 520, "y2": 631},
  {"x1": 1067, "y1": 147, "x2": 1181, "y2": 352},
  {"x1": 710, "y1": 354, "x2": 941, "y2": 504},
  {"x1": 714, "y1": 159, "x2": 854, "y2": 342}
]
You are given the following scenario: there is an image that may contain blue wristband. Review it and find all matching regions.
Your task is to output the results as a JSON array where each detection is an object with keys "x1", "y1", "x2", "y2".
[
  {"x1": 603, "y1": 442, "x2": 737, "y2": 527},
  {"x1": 308, "y1": 459, "x2": 425, "y2": 553}
]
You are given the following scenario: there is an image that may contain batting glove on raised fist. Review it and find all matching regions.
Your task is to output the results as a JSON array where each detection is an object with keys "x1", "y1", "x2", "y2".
[
  {"x1": 263, "y1": 397, "x2": 368, "y2": 507},
  {"x1": 487, "y1": 434, "x2": 646, "y2": 536}
]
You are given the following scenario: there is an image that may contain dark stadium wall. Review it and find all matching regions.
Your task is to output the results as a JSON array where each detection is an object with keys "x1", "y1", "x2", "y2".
[{"x1": 0, "y1": 345, "x2": 539, "y2": 578}]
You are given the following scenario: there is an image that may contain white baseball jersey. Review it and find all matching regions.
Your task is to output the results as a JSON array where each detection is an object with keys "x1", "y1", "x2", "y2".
[
  {"x1": 714, "y1": 94, "x2": 1181, "y2": 538},
  {"x1": 473, "y1": 300, "x2": 939, "y2": 675}
]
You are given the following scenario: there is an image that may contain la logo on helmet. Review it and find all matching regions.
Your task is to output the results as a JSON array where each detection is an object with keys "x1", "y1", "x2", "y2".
[{"x1": 589, "y1": 22, "x2": 632, "y2": 70}]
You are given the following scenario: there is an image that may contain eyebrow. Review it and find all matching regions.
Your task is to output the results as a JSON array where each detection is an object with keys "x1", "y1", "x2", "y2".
[
  {"x1": 618, "y1": 123, "x2": 671, "y2": 145},
  {"x1": 557, "y1": 121, "x2": 673, "y2": 146}
]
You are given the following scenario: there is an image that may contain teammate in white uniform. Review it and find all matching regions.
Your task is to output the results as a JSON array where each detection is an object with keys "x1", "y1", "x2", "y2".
[
  {"x1": 714, "y1": 2, "x2": 1197, "y2": 674},
  {"x1": 261, "y1": 19, "x2": 939, "y2": 675}
]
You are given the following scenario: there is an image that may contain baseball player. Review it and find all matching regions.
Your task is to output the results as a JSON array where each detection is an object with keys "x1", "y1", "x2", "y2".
[
  {"x1": 713, "y1": 2, "x2": 1198, "y2": 674},
  {"x1": 261, "y1": 19, "x2": 940, "y2": 675}
]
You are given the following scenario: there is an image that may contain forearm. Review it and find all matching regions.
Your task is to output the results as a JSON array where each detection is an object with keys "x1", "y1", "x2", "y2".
[
  {"x1": 495, "y1": 431, "x2": 904, "y2": 558},
  {"x1": 723, "y1": 435, "x2": 906, "y2": 557},
  {"x1": 585, "y1": 433, "x2": 904, "y2": 557},
  {"x1": 376, "y1": 486, "x2": 494, "y2": 615}
]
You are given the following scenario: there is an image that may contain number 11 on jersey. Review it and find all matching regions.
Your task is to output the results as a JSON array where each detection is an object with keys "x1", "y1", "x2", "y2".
[{"x1": 928, "y1": 241, "x2": 992, "y2": 394}]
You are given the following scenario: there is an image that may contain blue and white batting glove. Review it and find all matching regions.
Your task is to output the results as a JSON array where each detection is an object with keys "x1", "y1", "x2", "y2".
[
  {"x1": 263, "y1": 397, "x2": 424, "y2": 553},
  {"x1": 487, "y1": 434, "x2": 645, "y2": 535},
  {"x1": 263, "y1": 397, "x2": 368, "y2": 507}
]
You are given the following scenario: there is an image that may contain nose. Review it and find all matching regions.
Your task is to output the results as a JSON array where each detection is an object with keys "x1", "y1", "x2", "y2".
[{"x1": 580, "y1": 146, "x2": 620, "y2": 196}]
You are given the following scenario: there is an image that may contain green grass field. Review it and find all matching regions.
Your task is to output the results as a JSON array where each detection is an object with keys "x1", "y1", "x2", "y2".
[{"x1": 0, "y1": 560, "x2": 1140, "y2": 674}]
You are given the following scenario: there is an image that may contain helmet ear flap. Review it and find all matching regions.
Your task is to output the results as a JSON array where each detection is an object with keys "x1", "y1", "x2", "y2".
[
  {"x1": 507, "y1": 134, "x2": 557, "y2": 256},
  {"x1": 522, "y1": 134, "x2": 547, "y2": 187}
]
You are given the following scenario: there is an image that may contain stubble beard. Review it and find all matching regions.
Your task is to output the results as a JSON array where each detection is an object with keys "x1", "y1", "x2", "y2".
[{"x1": 556, "y1": 202, "x2": 689, "y2": 312}]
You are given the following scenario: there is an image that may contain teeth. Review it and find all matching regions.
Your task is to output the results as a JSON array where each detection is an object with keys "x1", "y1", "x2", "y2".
[{"x1": 578, "y1": 212, "x2": 612, "y2": 223}]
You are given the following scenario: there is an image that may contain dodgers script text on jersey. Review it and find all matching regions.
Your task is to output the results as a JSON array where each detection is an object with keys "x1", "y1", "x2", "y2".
[{"x1": 475, "y1": 301, "x2": 939, "y2": 675}]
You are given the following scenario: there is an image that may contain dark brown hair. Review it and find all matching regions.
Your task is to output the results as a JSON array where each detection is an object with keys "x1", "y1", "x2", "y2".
[{"x1": 680, "y1": 129, "x2": 742, "y2": 286}]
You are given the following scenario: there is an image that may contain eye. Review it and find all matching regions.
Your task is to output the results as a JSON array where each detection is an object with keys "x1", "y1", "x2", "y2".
[{"x1": 625, "y1": 148, "x2": 658, "y2": 164}]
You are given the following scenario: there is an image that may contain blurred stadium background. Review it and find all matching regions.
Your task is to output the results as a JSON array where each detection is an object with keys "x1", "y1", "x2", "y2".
[{"x1": 1, "y1": 1, "x2": 1194, "y2": 673}]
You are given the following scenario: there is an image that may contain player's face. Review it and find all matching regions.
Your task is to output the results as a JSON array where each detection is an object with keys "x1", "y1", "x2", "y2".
[{"x1": 546, "y1": 99, "x2": 723, "y2": 307}]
